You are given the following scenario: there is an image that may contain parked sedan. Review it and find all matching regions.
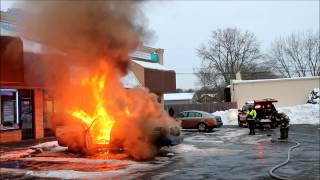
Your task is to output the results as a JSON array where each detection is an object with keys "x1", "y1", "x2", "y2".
[{"x1": 175, "y1": 110, "x2": 222, "y2": 132}]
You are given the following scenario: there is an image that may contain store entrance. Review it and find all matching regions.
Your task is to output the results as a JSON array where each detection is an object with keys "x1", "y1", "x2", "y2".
[{"x1": 19, "y1": 89, "x2": 34, "y2": 139}]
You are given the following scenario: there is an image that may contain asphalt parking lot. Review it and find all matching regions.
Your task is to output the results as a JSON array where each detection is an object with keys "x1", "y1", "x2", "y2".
[
  {"x1": 148, "y1": 124, "x2": 320, "y2": 180},
  {"x1": 0, "y1": 124, "x2": 319, "y2": 180}
]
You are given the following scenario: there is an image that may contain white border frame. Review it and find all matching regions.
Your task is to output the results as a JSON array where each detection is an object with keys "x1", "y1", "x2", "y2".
[{"x1": 0, "y1": 88, "x2": 19, "y2": 125}]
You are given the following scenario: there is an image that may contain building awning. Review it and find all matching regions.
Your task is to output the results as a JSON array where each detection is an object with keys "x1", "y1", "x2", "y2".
[{"x1": 131, "y1": 60, "x2": 176, "y2": 94}]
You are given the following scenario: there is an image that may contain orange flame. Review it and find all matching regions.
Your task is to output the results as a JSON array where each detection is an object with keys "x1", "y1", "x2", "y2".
[{"x1": 71, "y1": 73, "x2": 115, "y2": 145}]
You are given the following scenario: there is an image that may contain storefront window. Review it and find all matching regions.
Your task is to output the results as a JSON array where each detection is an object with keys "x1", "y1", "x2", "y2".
[{"x1": 0, "y1": 89, "x2": 19, "y2": 130}]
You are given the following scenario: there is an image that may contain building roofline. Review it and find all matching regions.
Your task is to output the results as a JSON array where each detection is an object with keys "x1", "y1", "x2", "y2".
[{"x1": 232, "y1": 76, "x2": 320, "y2": 85}]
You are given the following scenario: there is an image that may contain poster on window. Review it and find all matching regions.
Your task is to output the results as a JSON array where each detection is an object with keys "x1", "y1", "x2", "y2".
[{"x1": 3, "y1": 100, "x2": 15, "y2": 123}]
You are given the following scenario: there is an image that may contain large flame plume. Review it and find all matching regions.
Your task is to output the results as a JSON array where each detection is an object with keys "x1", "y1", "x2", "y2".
[
  {"x1": 12, "y1": 0, "x2": 178, "y2": 160},
  {"x1": 71, "y1": 70, "x2": 116, "y2": 146}
]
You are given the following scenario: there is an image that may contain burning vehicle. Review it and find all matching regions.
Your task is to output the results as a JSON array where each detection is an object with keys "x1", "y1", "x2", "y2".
[{"x1": 53, "y1": 63, "x2": 183, "y2": 160}]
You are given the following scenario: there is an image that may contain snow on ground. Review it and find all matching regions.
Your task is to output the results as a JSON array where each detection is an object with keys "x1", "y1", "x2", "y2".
[
  {"x1": 0, "y1": 140, "x2": 174, "y2": 179},
  {"x1": 0, "y1": 149, "x2": 36, "y2": 160},
  {"x1": 278, "y1": 104, "x2": 320, "y2": 124},
  {"x1": 0, "y1": 141, "x2": 66, "y2": 160},
  {"x1": 20, "y1": 157, "x2": 157, "y2": 179},
  {"x1": 171, "y1": 144, "x2": 242, "y2": 156},
  {"x1": 1, "y1": 156, "x2": 172, "y2": 180},
  {"x1": 182, "y1": 128, "x2": 271, "y2": 145},
  {"x1": 213, "y1": 104, "x2": 319, "y2": 125}
]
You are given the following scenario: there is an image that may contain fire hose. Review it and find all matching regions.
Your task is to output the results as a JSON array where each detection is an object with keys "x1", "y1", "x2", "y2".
[{"x1": 268, "y1": 139, "x2": 301, "y2": 180}]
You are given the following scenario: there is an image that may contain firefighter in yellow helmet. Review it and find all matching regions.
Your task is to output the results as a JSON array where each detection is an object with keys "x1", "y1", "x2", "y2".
[{"x1": 246, "y1": 105, "x2": 257, "y2": 135}]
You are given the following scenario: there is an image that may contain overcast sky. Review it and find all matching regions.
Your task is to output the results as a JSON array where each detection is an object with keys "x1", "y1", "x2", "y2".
[
  {"x1": 1, "y1": 1, "x2": 319, "y2": 89},
  {"x1": 142, "y1": 1, "x2": 319, "y2": 89}
]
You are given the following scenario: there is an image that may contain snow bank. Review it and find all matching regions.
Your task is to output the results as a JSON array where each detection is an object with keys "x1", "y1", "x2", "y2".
[
  {"x1": 212, "y1": 109, "x2": 238, "y2": 125},
  {"x1": 278, "y1": 104, "x2": 320, "y2": 124},
  {"x1": 212, "y1": 104, "x2": 319, "y2": 125}
]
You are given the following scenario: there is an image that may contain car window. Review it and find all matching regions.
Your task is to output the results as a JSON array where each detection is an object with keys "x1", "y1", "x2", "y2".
[
  {"x1": 188, "y1": 112, "x2": 203, "y2": 118},
  {"x1": 201, "y1": 112, "x2": 211, "y2": 117},
  {"x1": 176, "y1": 112, "x2": 188, "y2": 118},
  {"x1": 195, "y1": 112, "x2": 202, "y2": 117},
  {"x1": 188, "y1": 112, "x2": 196, "y2": 118}
]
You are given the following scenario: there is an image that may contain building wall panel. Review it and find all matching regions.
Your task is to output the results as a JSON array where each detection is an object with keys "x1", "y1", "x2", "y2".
[
  {"x1": 231, "y1": 77, "x2": 320, "y2": 107},
  {"x1": 0, "y1": 130, "x2": 21, "y2": 143},
  {"x1": 0, "y1": 36, "x2": 24, "y2": 84},
  {"x1": 34, "y1": 89, "x2": 44, "y2": 139}
]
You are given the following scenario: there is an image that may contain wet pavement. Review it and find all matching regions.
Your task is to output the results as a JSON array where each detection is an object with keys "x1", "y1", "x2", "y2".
[{"x1": 0, "y1": 124, "x2": 319, "y2": 180}]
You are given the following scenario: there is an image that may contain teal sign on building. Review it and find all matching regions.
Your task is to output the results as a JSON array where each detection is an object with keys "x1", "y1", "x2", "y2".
[
  {"x1": 130, "y1": 50, "x2": 159, "y2": 62},
  {"x1": 150, "y1": 52, "x2": 159, "y2": 62}
]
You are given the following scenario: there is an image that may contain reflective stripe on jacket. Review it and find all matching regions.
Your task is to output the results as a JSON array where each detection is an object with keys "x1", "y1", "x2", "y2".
[{"x1": 246, "y1": 109, "x2": 257, "y2": 119}]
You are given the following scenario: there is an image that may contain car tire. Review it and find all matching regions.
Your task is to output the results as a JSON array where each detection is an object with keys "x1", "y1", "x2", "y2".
[{"x1": 198, "y1": 123, "x2": 207, "y2": 132}]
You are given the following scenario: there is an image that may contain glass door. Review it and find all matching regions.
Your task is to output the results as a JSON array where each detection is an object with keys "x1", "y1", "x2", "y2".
[{"x1": 19, "y1": 89, "x2": 34, "y2": 139}]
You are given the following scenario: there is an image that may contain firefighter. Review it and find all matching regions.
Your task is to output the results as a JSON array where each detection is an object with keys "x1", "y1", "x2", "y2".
[
  {"x1": 279, "y1": 113, "x2": 290, "y2": 140},
  {"x1": 246, "y1": 105, "x2": 257, "y2": 135}
]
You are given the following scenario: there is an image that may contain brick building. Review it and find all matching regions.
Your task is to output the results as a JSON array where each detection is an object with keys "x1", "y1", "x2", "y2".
[
  {"x1": 0, "y1": 36, "x2": 46, "y2": 143},
  {"x1": 130, "y1": 46, "x2": 176, "y2": 103}
]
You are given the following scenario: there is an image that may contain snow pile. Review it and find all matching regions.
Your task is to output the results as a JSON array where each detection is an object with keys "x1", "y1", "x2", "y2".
[
  {"x1": 278, "y1": 104, "x2": 319, "y2": 124},
  {"x1": 30, "y1": 141, "x2": 67, "y2": 152},
  {"x1": 212, "y1": 109, "x2": 238, "y2": 125}
]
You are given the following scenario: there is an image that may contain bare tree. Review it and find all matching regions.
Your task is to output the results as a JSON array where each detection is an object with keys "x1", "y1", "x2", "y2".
[
  {"x1": 241, "y1": 63, "x2": 279, "y2": 80},
  {"x1": 268, "y1": 31, "x2": 320, "y2": 77},
  {"x1": 304, "y1": 32, "x2": 320, "y2": 76},
  {"x1": 197, "y1": 28, "x2": 261, "y2": 85},
  {"x1": 195, "y1": 66, "x2": 222, "y2": 88}
]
